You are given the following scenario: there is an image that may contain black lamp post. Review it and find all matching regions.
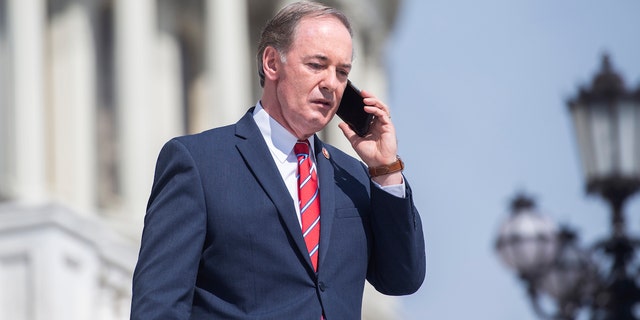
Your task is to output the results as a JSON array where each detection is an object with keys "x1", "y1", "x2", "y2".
[
  {"x1": 495, "y1": 54, "x2": 640, "y2": 320},
  {"x1": 569, "y1": 54, "x2": 640, "y2": 236}
]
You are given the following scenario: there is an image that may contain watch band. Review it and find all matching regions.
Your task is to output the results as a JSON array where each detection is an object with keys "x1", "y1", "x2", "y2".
[{"x1": 368, "y1": 156, "x2": 404, "y2": 177}]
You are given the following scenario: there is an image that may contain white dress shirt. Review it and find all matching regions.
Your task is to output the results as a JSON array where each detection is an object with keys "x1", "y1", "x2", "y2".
[{"x1": 252, "y1": 102, "x2": 405, "y2": 226}]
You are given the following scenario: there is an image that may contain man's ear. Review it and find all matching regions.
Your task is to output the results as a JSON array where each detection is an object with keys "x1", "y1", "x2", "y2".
[{"x1": 263, "y1": 46, "x2": 280, "y2": 81}]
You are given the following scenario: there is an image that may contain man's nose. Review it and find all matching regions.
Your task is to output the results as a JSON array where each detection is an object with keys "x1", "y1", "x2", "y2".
[{"x1": 320, "y1": 69, "x2": 340, "y2": 93}]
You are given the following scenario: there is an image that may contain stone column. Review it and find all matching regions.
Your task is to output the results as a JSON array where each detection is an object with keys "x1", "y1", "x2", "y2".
[
  {"x1": 7, "y1": 0, "x2": 47, "y2": 204},
  {"x1": 154, "y1": 30, "x2": 184, "y2": 145},
  {"x1": 0, "y1": 0, "x2": 11, "y2": 200},
  {"x1": 114, "y1": 0, "x2": 157, "y2": 232},
  {"x1": 206, "y1": 0, "x2": 252, "y2": 127},
  {"x1": 47, "y1": 3, "x2": 97, "y2": 214}
]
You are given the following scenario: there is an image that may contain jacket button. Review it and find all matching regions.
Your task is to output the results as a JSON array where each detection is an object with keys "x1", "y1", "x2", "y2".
[{"x1": 318, "y1": 282, "x2": 326, "y2": 292}]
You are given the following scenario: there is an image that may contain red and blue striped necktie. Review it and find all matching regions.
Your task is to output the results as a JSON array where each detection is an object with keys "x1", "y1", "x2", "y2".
[{"x1": 294, "y1": 139, "x2": 321, "y2": 271}]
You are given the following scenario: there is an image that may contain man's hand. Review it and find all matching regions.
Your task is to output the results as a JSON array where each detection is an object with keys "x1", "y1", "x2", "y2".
[{"x1": 338, "y1": 89, "x2": 403, "y2": 186}]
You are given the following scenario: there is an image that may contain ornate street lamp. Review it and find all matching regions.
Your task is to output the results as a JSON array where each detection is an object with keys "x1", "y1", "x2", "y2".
[
  {"x1": 496, "y1": 195, "x2": 558, "y2": 280},
  {"x1": 496, "y1": 195, "x2": 594, "y2": 320},
  {"x1": 568, "y1": 54, "x2": 640, "y2": 236},
  {"x1": 495, "y1": 54, "x2": 640, "y2": 320}
]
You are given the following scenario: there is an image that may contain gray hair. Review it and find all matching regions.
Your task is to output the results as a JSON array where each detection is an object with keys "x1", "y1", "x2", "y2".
[{"x1": 256, "y1": 1, "x2": 353, "y2": 87}]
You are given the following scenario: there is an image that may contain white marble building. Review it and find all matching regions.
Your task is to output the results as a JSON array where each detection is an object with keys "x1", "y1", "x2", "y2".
[{"x1": 0, "y1": 0, "x2": 403, "y2": 319}]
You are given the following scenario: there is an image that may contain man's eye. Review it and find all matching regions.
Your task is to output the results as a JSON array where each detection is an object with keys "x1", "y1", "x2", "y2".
[{"x1": 308, "y1": 63, "x2": 323, "y2": 69}]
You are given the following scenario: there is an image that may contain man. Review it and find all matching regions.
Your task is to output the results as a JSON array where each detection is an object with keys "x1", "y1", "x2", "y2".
[{"x1": 131, "y1": 1, "x2": 425, "y2": 319}]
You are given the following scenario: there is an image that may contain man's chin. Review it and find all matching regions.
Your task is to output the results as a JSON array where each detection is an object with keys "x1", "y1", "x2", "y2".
[{"x1": 301, "y1": 120, "x2": 330, "y2": 136}]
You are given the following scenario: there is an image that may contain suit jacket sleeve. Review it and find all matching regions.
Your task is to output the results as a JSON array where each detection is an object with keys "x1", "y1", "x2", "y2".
[
  {"x1": 131, "y1": 139, "x2": 206, "y2": 319},
  {"x1": 366, "y1": 178, "x2": 426, "y2": 296}
]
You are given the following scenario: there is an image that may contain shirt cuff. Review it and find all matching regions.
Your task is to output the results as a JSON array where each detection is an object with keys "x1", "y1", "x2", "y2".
[{"x1": 372, "y1": 178, "x2": 406, "y2": 199}]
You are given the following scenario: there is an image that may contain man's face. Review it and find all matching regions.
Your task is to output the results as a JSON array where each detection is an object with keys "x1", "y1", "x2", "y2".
[{"x1": 273, "y1": 16, "x2": 353, "y2": 139}]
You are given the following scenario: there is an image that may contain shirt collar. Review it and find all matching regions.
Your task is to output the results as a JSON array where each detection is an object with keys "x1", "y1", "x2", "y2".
[{"x1": 253, "y1": 101, "x2": 315, "y2": 163}]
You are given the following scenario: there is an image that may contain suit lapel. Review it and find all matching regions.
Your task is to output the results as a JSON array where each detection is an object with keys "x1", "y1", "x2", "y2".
[
  {"x1": 234, "y1": 111, "x2": 311, "y2": 270},
  {"x1": 314, "y1": 138, "x2": 336, "y2": 272}
]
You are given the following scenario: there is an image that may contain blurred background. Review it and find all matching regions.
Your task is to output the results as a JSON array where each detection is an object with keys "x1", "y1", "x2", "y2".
[
  {"x1": 389, "y1": 1, "x2": 640, "y2": 319},
  {"x1": 1, "y1": 0, "x2": 639, "y2": 319}
]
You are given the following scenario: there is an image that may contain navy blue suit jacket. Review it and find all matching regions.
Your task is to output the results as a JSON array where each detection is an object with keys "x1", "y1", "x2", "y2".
[{"x1": 131, "y1": 109, "x2": 426, "y2": 319}]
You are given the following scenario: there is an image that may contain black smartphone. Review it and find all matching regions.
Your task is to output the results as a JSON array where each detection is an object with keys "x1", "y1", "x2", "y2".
[{"x1": 336, "y1": 80, "x2": 374, "y2": 137}]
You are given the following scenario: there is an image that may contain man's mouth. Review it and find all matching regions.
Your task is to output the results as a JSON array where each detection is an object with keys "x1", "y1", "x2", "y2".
[{"x1": 311, "y1": 99, "x2": 333, "y2": 108}]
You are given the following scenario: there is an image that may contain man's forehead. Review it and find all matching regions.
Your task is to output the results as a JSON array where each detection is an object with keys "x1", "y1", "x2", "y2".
[{"x1": 290, "y1": 16, "x2": 353, "y2": 62}]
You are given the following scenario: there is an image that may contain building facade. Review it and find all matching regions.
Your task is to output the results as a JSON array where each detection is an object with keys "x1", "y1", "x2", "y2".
[{"x1": 0, "y1": 0, "x2": 402, "y2": 318}]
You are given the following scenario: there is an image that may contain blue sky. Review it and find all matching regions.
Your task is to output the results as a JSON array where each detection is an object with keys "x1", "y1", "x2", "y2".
[{"x1": 385, "y1": 0, "x2": 640, "y2": 319}]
